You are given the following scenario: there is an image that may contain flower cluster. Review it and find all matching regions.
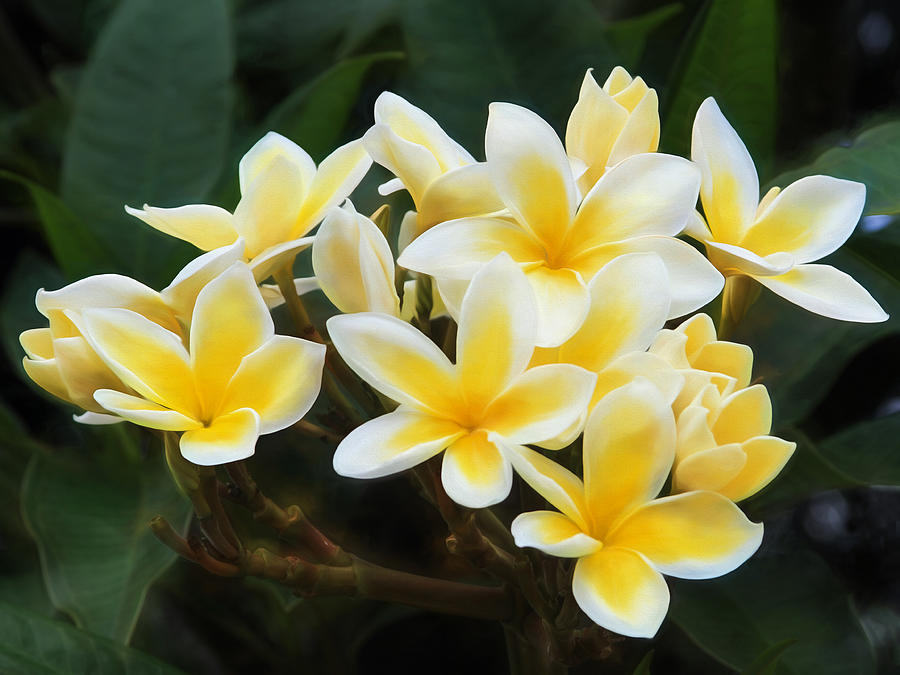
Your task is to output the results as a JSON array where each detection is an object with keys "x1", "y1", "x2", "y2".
[{"x1": 20, "y1": 66, "x2": 887, "y2": 639}]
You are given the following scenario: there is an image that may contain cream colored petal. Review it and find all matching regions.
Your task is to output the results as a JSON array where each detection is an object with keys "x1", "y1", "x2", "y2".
[
  {"x1": 704, "y1": 240, "x2": 794, "y2": 277},
  {"x1": 558, "y1": 253, "x2": 670, "y2": 372},
  {"x1": 77, "y1": 308, "x2": 199, "y2": 418},
  {"x1": 363, "y1": 124, "x2": 441, "y2": 207},
  {"x1": 73, "y1": 411, "x2": 122, "y2": 425},
  {"x1": 486, "y1": 102, "x2": 578, "y2": 254},
  {"x1": 417, "y1": 163, "x2": 505, "y2": 230},
  {"x1": 590, "y1": 352, "x2": 684, "y2": 410},
  {"x1": 649, "y1": 329, "x2": 691, "y2": 369},
  {"x1": 161, "y1": 239, "x2": 246, "y2": 325},
  {"x1": 219, "y1": 335, "x2": 326, "y2": 434},
  {"x1": 373, "y1": 91, "x2": 474, "y2": 170},
  {"x1": 673, "y1": 443, "x2": 747, "y2": 492},
  {"x1": 397, "y1": 217, "x2": 544, "y2": 280},
  {"x1": 397, "y1": 209, "x2": 422, "y2": 252},
  {"x1": 497, "y1": 441, "x2": 589, "y2": 530},
  {"x1": 190, "y1": 263, "x2": 274, "y2": 417},
  {"x1": 294, "y1": 139, "x2": 373, "y2": 237},
  {"x1": 609, "y1": 73, "x2": 649, "y2": 110},
  {"x1": 441, "y1": 431, "x2": 512, "y2": 508},
  {"x1": 233, "y1": 156, "x2": 307, "y2": 257},
  {"x1": 249, "y1": 236, "x2": 315, "y2": 283},
  {"x1": 719, "y1": 436, "x2": 796, "y2": 501},
  {"x1": 180, "y1": 407, "x2": 261, "y2": 466},
  {"x1": 606, "y1": 89, "x2": 659, "y2": 167},
  {"x1": 482, "y1": 364, "x2": 596, "y2": 446},
  {"x1": 569, "y1": 236, "x2": 723, "y2": 319},
  {"x1": 754, "y1": 264, "x2": 888, "y2": 323},
  {"x1": 674, "y1": 404, "x2": 718, "y2": 461},
  {"x1": 377, "y1": 177, "x2": 405, "y2": 196},
  {"x1": 606, "y1": 491, "x2": 763, "y2": 579},
  {"x1": 313, "y1": 204, "x2": 399, "y2": 315},
  {"x1": 333, "y1": 409, "x2": 465, "y2": 478},
  {"x1": 326, "y1": 312, "x2": 459, "y2": 414},
  {"x1": 740, "y1": 176, "x2": 866, "y2": 262},
  {"x1": 684, "y1": 210, "x2": 712, "y2": 241},
  {"x1": 259, "y1": 277, "x2": 319, "y2": 309},
  {"x1": 456, "y1": 253, "x2": 538, "y2": 409},
  {"x1": 20, "y1": 328, "x2": 53, "y2": 359},
  {"x1": 22, "y1": 356, "x2": 70, "y2": 404},
  {"x1": 603, "y1": 66, "x2": 634, "y2": 95},
  {"x1": 434, "y1": 277, "x2": 467, "y2": 321},
  {"x1": 572, "y1": 548, "x2": 670, "y2": 639},
  {"x1": 526, "y1": 265, "x2": 591, "y2": 348},
  {"x1": 125, "y1": 204, "x2": 238, "y2": 252},
  {"x1": 399, "y1": 278, "x2": 448, "y2": 322},
  {"x1": 691, "y1": 97, "x2": 760, "y2": 243},
  {"x1": 239, "y1": 131, "x2": 316, "y2": 196},
  {"x1": 93, "y1": 389, "x2": 201, "y2": 431},
  {"x1": 568, "y1": 153, "x2": 700, "y2": 251},
  {"x1": 692, "y1": 340, "x2": 753, "y2": 389},
  {"x1": 676, "y1": 313, "x2": 717, "y2": 356},
  {"x1": 712, "y1": 384, "x2": 772, "y2": 444},
  {"x1": 582, "y1": 379, "x2": 676, "y2": 537},
  {"x1": 52, "y1": 336, "x2": 124, "y2": 411},
  {"x1": 511, "y1": 511, "x2": 601, "y2": 558},
  {"x1": 565, "y1": 69, "x2": 628, "y2": 194}
]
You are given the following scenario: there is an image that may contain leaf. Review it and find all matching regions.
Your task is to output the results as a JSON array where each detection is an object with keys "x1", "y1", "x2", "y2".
[
  {"x1": 741, "y1": 640, "x2": 797, "y2": 675},
  {"x1": 21, "y1": 428, "x2": 191, "y2": 643},
  {"x1": 60, "y1": 0, "x2": 233, "y2": 287},
  {"x1": 670, "y1": 549, "x2": 875, "y2": 674},
  {"x1": 769, "y1": 121, "x2": 900, "y2": 215},
  {"x1": 0, "y1": 601, "x2": 185, "y2": 674},
  {"x1": 631, "y1": 649, "x2": 654, "y2": 675},
  {"x1": 815, "y1": 412, "x2": 900, "y2": 486},
  {"x1": 661, "y1": 0, "x2": 777, "y2": 165},
  {"x1": 265, "y1": 51, "x2": 405, "y2": 161},
  {"x1": 0, "y1": 170, "x2": 114, "y2": 280},
  {"x1": 607, "y1": 4, "x2": 682, "y2": 67}
]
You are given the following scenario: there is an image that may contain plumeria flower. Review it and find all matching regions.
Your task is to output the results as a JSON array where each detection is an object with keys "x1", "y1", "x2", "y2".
[
  {"x1": 506, "y1": 379, "x2": 763, "y2": 638},
  {"x1": 127, "y1": 131, "x2": 372, "y2": 282},
  {"x1": 20, "y1": 240, "x2": 245, "y2": 423},
  {"x1": 312, "y1": 201, "x2": 400, "y2": 316},
  {"x1": 67, "y1": 262, "x2": 326, "y2": 465},
  {"x1": 673, "y1": 381, "x2": 796, "y2": 502},
  {"x1": 327, "y1": 254, "x2": 597, "y2": 508},
  {"x1": 566, "y1": 66, "x2": 659, "y2": 196},
  {"x1": 364, "y1": 92, "x2": 505, "y2": 250},
  {"x1": 650, "y1": 313, "x2": 752, "y2": 414},
  {"x1": 688, "y1": 97, "x2": 887, "y2": 323},
  {"x1": 398, "y1": 102, "x2": 723, "y2": 347},
  {"x1": 530, "y1": 252, "x2": 683, "y2": 447}
]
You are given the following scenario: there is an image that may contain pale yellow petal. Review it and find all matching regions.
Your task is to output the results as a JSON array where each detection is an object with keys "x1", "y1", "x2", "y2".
[
  {"x1": 125, "y1": 204, "x2": 238, "y2": 252},
  {"x1": 607, "y1": 89, "x2": 659, "y2": 167},
  {"x1": 160, "y1": 239, "x2": 246, "y2": 325},
  {"x1": 572, "y1": 548, "x2": 670, "y2": 638},
  {"x1": 248, "y1": 236, "x2": 315, "y2": 283},
  {"x1": 239, "y1": 131, "x2": 316, "y2": 196},
  {"x1": 674, "y1": 404, "x2": 717, "y2": 461},
  {"x1": 606, "y1": 491, "x2": 763, "y2": 579},
  {"x1": 590, "y1": 351, "x2": 684, "y2": 410},
  {"x1": 364, "y1": 124, "x2": 441, "y2": 207},
  {"x1": 676, "y1": 313, "x2": 717, "y2": 358},
  {"x1": 180, "y1": 407, "x2": 261, "y2": 466},
  {"x1": 511, "y1": 511, "x2": 601, "y2": 558},
  {"x1": 692, "y1": 340, "x2": 753, "y2": 389},
  {"x1": 441, "y1": 431, "x2": 512, "y2": 508},
  {"x1": 93, "y1": 389, "x2": 201, "y2": 431},
  {"x1": 712, "y1": 384, "x2": 772, "y2": 445},
  {"x1": 719, "y1": 436, "x2": 796, "y2": 502},
  {"x1": 22, "y1": 356, "x2": 70, "y2": 404},
  {"x1": 52, "y1": 336, "x2": 125, "y2": 411},
  {"x1": 417, "y1": 163, "x2": 505, "y2": 230},
  {"x1": 525, "y1": 265, "x2": 591, "y2": 348},
  {"x1": 20, "y1": 328, "x2": 53, "y2": 359},
  {"x1": 673, "y1": 443, "x2": 747, "y2": 492}
]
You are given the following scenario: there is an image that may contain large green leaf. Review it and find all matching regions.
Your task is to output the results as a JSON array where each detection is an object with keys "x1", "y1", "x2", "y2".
[
  {"x1": 769, "y1": 121, "x2": 900, "y2": 216},
  {"x1": 21, "y1": 429, "x2": 191, "y2": 643},
  {"x1": 661, "y1": 0, "x2": 777, "y2": 165},
  {"x1": 607, "y1": 4, "x2": 682, "y2": 68},
  {"x1": 0, "y1": 601, "x2": 185, "y2": 674},
  {"x1": 60, "y1": 0, "x2": 233, "y2": 287},
  {"x1": 670, "y1": 550, "x2": 875, "y2": 674}
]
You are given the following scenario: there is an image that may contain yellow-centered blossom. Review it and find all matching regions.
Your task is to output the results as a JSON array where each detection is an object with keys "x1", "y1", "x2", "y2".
[
  {"x1": 566, "y1": 66, "x2": 659, "y2": 196},
  {"x1": 505, "y1": 379, "x2": 763, "y2": 638},
  {"x1": 68, "y1": 262, "x2": 326, "y2": 465},
  {"x1": 312, "y1": 201, "x2": 400, "y2": 316},
  {"x1": 328, "y1": 254, "x2": 597, "y2": 508},
  {"x1": 20, "y1": 241, "x2": 246, "y2": 423},
  {"x1": 688, "y1": 97, "x2": 887, "y2": 323},
  {"x1": 127, "y1": 132, "x2": 372, "y2": 282},
  {"x1": 399, "y1": 102, "x2": 722, "y2": 347},
  {"x1": 364, "y1": 92, "x2": 504, "y2": 250}
]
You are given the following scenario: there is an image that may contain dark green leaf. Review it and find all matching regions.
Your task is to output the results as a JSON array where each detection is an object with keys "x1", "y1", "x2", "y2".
[
  {"x1": 671, "y1": 550, "x2": 875, "y2": 674},
  {"x1": 741, "y1": 640, "x2": 797, "y2": 675},
  {"x1": 0, "y1": 601, "x2": 186, "y2": 674},
  {"x1": 607, "y1": 4, "x2": 682, "y2": 68},
  {"x1": 632, "y1": 649, "x2": 654, "y2": 675},
  {"x1": 769, "y1": 121, "x2": 900, "y2": 216},
  {"x1": 661, "y1": 0, "x2": 777, "y2": 165},
  {"x1": 60, "y1": 0, "x2": 233, "y2": 287},
  {"x1": 21, "y1": 429, "x2": 191, "y2": 642},
  {"x1": 815, "y1": 412, "x2": 900, "y2": 486}
]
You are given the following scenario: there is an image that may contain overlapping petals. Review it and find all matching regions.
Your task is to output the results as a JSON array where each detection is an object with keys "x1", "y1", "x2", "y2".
[
  {"x1": 329, "y1": 254, "x2": 596, "y2": 508},
  {"x1": 690, "y1": 97, "x2": 887, "y2": 323}
]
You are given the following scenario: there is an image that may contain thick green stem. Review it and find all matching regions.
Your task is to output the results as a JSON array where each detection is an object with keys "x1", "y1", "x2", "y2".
[{"x1": 718, "y1": 275, "x2": 760, "y2": 339}]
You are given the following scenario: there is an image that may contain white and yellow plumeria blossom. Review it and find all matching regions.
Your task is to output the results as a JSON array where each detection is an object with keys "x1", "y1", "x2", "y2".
[
  {"x1": 673, "y1": 381, "x2": 796, "y2": 502},
  {"x1": 66, "y1": 262, "x2": 326, "y2": 465},
  {"x1": 327, "y1": 254, "x2": 597, "y2": 508},
  {"x1": 364, "y1": 92, "x2": 504, "y2": 251},
  {"x1": 312, "y1": 201, "x2": 400, "y2": 316},
  {"x1": 689, "y1": 97, "x2": 887, "y2": 323},
  {"x1": 398, "y1": 102, "x2": 723, "y2": 347},
  {"x1": 20, "y1": 240, "x2": 246, "y2": 423},
  {"x1": 567, "y1": 66, "x2": 659, "y2": 196},
  {"x1": 505, "y1": 379, "x2": 763, "y2": 638},
  {"x1": 127, "y1": 131, "x2": 372, "y2": 282}
]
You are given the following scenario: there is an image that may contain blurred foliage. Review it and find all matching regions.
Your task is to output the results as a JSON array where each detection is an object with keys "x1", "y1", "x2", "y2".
[{"x1": 0, "y1": 0, "x2": 898, "y2": 673}]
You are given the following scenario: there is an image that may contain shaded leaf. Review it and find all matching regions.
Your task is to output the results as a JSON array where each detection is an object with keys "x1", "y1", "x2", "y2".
[
  {"x1": 21, "y1": 429, "x2": 191, "y2": 642},
  {"x1": 607, "y1": 4, "x2": 682, "y2": 68},
  {"x1": 60, "y1": 0, "x2": 233, "y2": 287},
  {"x1": 632, "y1": 649, "x2": 654, "y2": 675},
  {"x1": 815, "y1": 412, "x2": 900, "y2": 486},
  {"x1": 741, "y1": 640, "x2": 797, "y2": 675}
]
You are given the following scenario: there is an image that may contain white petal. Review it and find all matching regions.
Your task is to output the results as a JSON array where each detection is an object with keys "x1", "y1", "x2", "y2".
[
  {"x1": 704, "y1": 240, "x2": 794, "y2": 276},
  {"x1": 239, "y1": 131, "x2": 316, "y2": 196},
  {"x1": 441, "y1": 432, "x2": 512, "y2": 508},
  {"x1": 511, "y1": 511, "x2": 601, "y2": 557},
  {"x1": 125, "y1": 204, "x2": 237, "y2": 252},
  {"x1": 161, "y1": 239, "x2": 246, "y2": 324}
]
